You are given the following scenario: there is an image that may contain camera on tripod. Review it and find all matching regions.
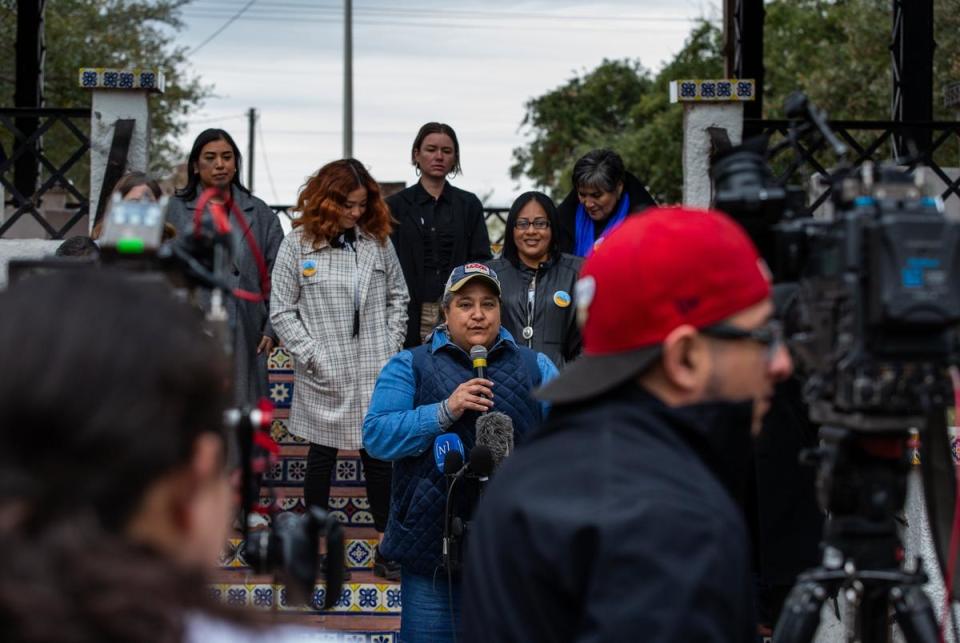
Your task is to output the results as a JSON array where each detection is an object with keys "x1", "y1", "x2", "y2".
[{"x1": 711, "y1": 93, "x2": 960, "y2": 642}]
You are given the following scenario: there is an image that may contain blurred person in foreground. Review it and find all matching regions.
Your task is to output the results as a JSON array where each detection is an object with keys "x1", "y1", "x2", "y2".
[
  {"x1": 487, "y1": 191, "x2": 582, "y2": 368},
  {"x1": 463, "y1": 207, "x2": 793, "y2": 642},
  {"x1": 363, "y1": 263, "x2": 557, "y2": 642},
  {"x1": 0, "y1": 270, "x2": 312, "y2": 642}
]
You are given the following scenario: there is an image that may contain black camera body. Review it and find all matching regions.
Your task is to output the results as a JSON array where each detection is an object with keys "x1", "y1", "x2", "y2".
[{"x1": 714, "y1": 148, "x2": 960, "y2": 431}]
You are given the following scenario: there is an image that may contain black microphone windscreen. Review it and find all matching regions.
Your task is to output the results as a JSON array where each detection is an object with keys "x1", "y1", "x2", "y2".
[
  {"x1": 476, "y1": 411, "x2": 514, "y2": 468},
  {"x1": 468, "y1": 445, "x2": 495, "y2": 478},
  {"x1": 443, "y1": 449, "x2": 464, "y2": 476}
]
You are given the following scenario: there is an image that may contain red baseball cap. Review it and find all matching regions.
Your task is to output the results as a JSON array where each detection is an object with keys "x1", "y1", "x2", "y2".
[{"x1": 537, "y1": 206, "x2": 771, "y2": 403}]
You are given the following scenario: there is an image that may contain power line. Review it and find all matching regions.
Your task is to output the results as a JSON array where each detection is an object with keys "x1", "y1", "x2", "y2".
[
  {"x1": 186, "y1": 1, "x2": 700, "y2": 23},
  {"x1": 181, "y1": 14, "x2": 696, "y2": 34},
  {"x1": 257, "y1": 117, "x2": 280, "y2": 204},
  {"x1": 187, "y1": 0, "x2": 258, "y2": 55},
  {"x1": 190, "y1": 113, "x2": 246, "y2": 124}
]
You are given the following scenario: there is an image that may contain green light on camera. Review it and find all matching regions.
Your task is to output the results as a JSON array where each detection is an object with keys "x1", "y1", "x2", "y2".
[{"x1": 116, "y1": 238, "x2": 146, "y2": 254}]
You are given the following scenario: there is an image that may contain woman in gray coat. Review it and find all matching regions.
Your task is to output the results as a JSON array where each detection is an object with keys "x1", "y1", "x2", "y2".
[
  {"x1": 270, "y1": 159, "x2": 408, "y2": 577},
  {"x1": 165, "y1": 129, "x2": 284, "y2": 405}
]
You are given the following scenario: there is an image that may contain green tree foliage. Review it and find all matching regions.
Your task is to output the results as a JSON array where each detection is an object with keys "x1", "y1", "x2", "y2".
[
  {"x1": 0, "y1": 0, "x2": 209, "y2": 183},
  {"x1": 511, "y1": 22, "x2": 723, "y2": 204},
  {"x1": 513, "y1": 1, "x2": 960, "y2": 204}
]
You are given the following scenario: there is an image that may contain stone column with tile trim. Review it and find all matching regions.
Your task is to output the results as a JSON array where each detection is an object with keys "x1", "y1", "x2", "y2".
[
  {"x1": 78, "y1": 67, "x2": 164, "y2": 234},
  {"x1": 669, "y1": 79, "x2": 756, "y2": 208}
]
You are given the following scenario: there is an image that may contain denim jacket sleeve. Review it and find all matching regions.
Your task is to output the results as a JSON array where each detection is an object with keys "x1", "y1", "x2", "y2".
[
  {"x1": 362, "y1": 350, "x2": 444, "y2": 461},
  {"x1": 536, "y1": 352, "x2": 559, "y2": 419}
]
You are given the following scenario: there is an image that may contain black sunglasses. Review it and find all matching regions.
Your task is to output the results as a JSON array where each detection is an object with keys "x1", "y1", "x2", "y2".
[{"x1": 700, "y1": 320, "x2": 784, "y2": 360}]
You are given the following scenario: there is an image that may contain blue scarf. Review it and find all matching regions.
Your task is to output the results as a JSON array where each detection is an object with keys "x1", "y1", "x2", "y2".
[{"x1": 574, "y1": 193, "x2": 630, "y2": 257}]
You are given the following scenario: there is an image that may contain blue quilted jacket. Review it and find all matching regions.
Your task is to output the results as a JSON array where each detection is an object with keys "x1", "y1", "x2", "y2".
[{"x1": 365, "y1": 329, "x2": 548, "y2": 575}]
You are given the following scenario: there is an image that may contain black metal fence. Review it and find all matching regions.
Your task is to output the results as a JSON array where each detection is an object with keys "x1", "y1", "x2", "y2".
[
  {"x1": 746, "y1": 119, "x2": 960, "y2": 216},
  {"x1": 270, "y1": 205, "x2": 513, "y2": 248},
  {"x1": 0, "y1": 107, "x2": 91, "y2": 239}
]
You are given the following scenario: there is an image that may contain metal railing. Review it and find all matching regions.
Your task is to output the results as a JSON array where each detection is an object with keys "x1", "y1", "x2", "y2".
[
  {"x1": 746, "y1": 119, "x2": 960, "y2": 216},
  {"x1": 0, "y1": 107, "x2": 91, "y2": 239},
  {"x1": 269, "y1": 205, "x2": 513, "y2": 248}
]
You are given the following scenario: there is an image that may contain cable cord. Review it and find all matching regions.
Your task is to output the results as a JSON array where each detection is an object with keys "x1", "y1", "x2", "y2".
[{"x1": 192, "y1": 187, "x2": 271, "y2": 303}]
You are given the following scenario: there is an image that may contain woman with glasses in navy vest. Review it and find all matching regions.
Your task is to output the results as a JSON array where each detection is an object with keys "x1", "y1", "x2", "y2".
[{"x1": 363, "y1": 264, "x2": 557, "y2": 642}]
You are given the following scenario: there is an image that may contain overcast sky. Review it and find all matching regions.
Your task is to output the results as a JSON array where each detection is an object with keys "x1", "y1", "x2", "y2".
[{"x1": 171, "y1": 0, "x2": 721, "y2": 207}]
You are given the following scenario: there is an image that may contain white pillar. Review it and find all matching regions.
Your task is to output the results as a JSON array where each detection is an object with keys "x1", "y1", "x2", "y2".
[
  {"x1": 78, "y1": 68, "x2": 164, "y2": 233},
  {"x1": 669, "y1": 79, "x2": 756, "y2": 207}
]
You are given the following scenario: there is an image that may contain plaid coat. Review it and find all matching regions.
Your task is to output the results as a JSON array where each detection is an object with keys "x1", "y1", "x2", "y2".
[{"x1": 270, "y1": 226, "x2": 409, "y2": 448}]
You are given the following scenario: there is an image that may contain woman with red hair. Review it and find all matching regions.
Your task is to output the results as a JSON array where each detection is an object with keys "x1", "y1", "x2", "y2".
[{"x1": 270, "y1": 159, "x2": 409, "y2": 576}]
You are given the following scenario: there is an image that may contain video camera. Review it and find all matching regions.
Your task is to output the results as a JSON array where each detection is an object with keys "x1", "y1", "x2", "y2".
[
  {"x1": 711, "y1": 93, "x2": 960, "y2": 641},
  {"x1": 713, "y1": 94, "x2": 960, "y2": 431},
  {"x1": 8, "y1": 189, "x2": 343, "y2": 609}
]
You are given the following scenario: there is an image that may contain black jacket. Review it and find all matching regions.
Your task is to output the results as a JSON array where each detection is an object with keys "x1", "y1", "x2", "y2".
[
  {"x1": 387, "y1": 181, "x2": 492, "y2": 348},
  {"x1": 486, "y1": 253, "x2": 583, "y2": 367},
  {"x1": 555, "y1": 171, "x2": 657, "y2": 255},
  {"x1": 463, "y1": 383, "x2": 757, "y2": 643}
]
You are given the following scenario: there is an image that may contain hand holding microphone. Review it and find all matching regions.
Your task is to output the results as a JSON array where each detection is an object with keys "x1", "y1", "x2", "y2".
[
  {"x1": 447, "y1": 378, "x2": 494, "y2": 418},
  {"x1": 444, "y1": 344, "x2": 496, "y2": 419}
]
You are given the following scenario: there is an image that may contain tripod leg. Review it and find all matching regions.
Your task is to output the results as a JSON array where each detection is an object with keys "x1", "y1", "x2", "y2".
[
  {"x1": 773, "y1": 582, "x2": 829, "y2": 643},
  {"x1": 891, "y1": 586, "x2": 940, "y2": 643}
]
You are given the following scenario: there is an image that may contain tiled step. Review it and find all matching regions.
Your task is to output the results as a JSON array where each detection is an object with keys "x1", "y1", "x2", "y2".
[
  {"x1": 259, "y1": 348, "x2": 398, "y2": 640},
  {"x1": 211, "y1": 570, "x2": 401, "y2": 615},
  {"x1": 257, "y1": 488, "x2": 377, "y2": 527},
  {"x1": 222, "y1": 534, "x2": 383, "y2": 572}
]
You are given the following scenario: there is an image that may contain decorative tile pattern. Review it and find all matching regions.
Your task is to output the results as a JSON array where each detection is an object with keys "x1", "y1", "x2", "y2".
[
  {"x1": 256, "y1": 494, "x2": 372, "y2": 526},
  {"x1": 270, "y1": 418, "x2": 308, "y2": 444},
  {"x1": 78, "y1": 67, "x2": 165, "y2": 93},
  {"x1": 221, "y1": 537, "x2": 378, "y2": 570},
  {"x1": 269, "y1": 381, "x2": 293, "y2": 408},
  {"x1": 669, "y1": 79, "x2": 755, "y2": 103},
  {"x1": 260, "y1": 453, "x2": 365, "y2": 488},
  {"x1": 214, "y1": 582, "x2": 401, "y2": 614},
  {"x1": 326, "y1": 496, "x2": 374, "y2": 526},
  {"x1": 268, "y1": 346, "x2": 294, "y2": 372}
]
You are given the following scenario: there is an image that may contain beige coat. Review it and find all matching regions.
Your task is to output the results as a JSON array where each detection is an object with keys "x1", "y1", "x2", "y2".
[{"x1": 270, "y1": 226, "x2": 409, "y2": 448}]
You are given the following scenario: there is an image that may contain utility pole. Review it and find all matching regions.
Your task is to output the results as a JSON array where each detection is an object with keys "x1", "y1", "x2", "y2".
[
  {"x1": 343, "y1": 0, "x2": 353, "y2": 159},
  {"x1": 891, "y1": 0, "x2": 934, "y2": 159},
  {"x1": 14, "y1": 0, "x2": 45, "y2": 205},
  {"x1": 247, "y1": 107, "x2": 256, "y2": 192}
]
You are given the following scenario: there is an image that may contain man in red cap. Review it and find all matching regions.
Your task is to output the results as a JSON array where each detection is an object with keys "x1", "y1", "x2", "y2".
[{"x1": 461, "y1": 206, "x2": 793, "y2": 642}]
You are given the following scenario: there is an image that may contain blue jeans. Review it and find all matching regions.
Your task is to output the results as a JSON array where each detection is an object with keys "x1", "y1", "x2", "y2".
[{"x1": 399, "y1": 570, "x2": 461, "y2": 643}]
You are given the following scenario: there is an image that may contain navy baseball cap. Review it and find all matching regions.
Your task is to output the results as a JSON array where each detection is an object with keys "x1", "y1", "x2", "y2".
[{"x1": 444, "y1": 263, "x2": 501, "y2": 297}]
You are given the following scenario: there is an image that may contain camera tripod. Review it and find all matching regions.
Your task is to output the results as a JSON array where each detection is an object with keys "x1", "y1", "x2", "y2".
[{"x1": 773, "y1": 426, "x2": 942, "y2": 643}]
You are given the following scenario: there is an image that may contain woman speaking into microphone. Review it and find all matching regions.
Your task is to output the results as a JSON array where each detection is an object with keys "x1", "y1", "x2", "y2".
[{"x1": 363, "y1": 264, "x2": 557, "y2": 642}]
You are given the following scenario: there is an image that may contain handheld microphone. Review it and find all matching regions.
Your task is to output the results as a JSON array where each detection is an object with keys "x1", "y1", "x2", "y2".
[
  {"x1": 470, "y1": 345, "x2": 488, "y2": 380},
  {"x1": 433, "y1": 432, "x2": 465, "y2": 474},
  {"x1": 443, "y1": 449, "x2": 464, "y2": 476},
  {"x1": 475, "y1": 411, "x2": 514, "y2": 470},
  {"x1": 466, "y1": 444, "x2": 495, "y2": 481}
]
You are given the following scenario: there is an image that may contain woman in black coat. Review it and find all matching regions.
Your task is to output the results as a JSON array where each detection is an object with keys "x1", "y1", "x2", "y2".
[
  {"x1": 487, "y1": 191, "x2": 582, "y2": 367},
  {"x1": 555, "y1": 148, "x2": 656, "y2": 257},
  {"x1": 165, "y1": 128, "x2": 284, "y2": 405},
  {"x1": 386, "y1": 122, "x2": 492, "y2": 348}
]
